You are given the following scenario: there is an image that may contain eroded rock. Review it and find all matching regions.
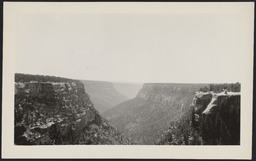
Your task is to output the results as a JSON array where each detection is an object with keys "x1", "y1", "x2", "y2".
[
  {"x1": 192, "y1": 92, "x2": 240, "y2": 145},
  {"x1": 15, "y1": 74, "x2": 131, "y2": 145}
]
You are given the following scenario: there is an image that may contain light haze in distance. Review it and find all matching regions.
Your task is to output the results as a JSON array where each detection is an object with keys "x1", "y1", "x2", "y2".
[{"x1": 15, "y1": 12, "x2": 247, "y2": 83}]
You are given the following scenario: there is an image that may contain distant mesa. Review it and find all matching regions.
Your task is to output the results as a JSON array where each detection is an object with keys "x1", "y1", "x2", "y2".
[
  {"x1": 80, "y1": 80, "x2": 129, "y2": 113},
  {"x1": 113, "y1": 83, "x2": 143, "y2": 99}
]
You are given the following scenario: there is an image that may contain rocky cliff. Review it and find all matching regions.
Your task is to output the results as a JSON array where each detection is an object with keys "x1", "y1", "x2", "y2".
[
  {"x1": 191, "y1": 91, "x2": 240, "y2": 145},
  {"x1": 15, "y1": 74, "x2": 130, "y2": 145},
  {"x1": 103, "y1": 83, "x2": 206, "y2": 144},
  {"x1": 137, "y1": 83, "x2": 207, "y2": 106},
  {"x1": 158, "y1": 88, "x2": 240, "y2": 145}
]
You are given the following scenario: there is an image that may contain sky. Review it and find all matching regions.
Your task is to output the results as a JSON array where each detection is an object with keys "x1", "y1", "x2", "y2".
[{"x1": 14, "y1": 6, "x2": 250, "y2": 83}]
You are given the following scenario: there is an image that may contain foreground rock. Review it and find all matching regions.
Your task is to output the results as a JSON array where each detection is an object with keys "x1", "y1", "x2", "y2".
[
  {"x1": 192, "y1": 91, "x2": 240, "y2": 145},
  {"x1": 15, "y1": 73, "x2": 131, "y2": 145},
  {"x1": 158, "y1": 90, "x2": 240, "y2": 145}
]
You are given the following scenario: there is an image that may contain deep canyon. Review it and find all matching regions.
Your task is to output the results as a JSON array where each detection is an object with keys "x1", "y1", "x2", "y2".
[{"x1": 15, "y1": 73, "x2": 240, "y2": 145}]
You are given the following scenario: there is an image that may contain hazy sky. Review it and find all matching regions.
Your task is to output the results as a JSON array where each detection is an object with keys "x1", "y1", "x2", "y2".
[{"x1": 14, "y1": 6, "x2": 250, "y2": 83}]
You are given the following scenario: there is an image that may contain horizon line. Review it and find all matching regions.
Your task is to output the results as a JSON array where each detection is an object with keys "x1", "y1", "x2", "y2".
[{"x1": 15, "y1": 72, "x2": 241, "y2": 85}]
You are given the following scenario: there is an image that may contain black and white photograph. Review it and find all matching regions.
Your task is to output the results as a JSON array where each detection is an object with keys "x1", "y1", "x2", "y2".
[{"x1": 2, "y1": 2, "x2": 254, "y2": 159}]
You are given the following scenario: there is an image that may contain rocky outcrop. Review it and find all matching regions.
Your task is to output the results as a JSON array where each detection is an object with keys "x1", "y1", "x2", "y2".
[
  {"x1": 192, "y1": 92, "x2": 240, "y2": 145},
  {"x1": 15, "y1": 74, "x2": 130, "y2": 145}
]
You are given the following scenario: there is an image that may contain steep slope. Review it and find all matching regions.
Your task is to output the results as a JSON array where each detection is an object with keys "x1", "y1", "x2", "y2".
[
  {"x1": 112, "y1": 83, "x2": 143, "y2": 99},
  {"x1": 80, "y1": 80, "x2": 128, "y2": 113},
  {"x1": 15, "y1": 73, "x2": 131, "y2": 145},
  {"x1": 103, "y1": 83, "x2": 206, "y2": 144},
  {"x1": 192, "y1": 91, "x2": 240, "y2": 145},
  {"x1": 158, "y1": 84, "x2": 241, "y2": 145}
]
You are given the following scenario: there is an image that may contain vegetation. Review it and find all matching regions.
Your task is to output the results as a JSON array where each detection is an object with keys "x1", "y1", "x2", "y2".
[
  {"x1": 14, "y1": 73, "x2": 132, "y2": 145},
  {"x1": 15, "y1": 73, "x2": 241, "y2": 145},
  {"x1": 15, "y1": 73, "x2": 75, "y2": 83},
  {"x1": 103, "y1": 84, "x2": 206, "y2": 144},
  {"x1": 159, "y1": 84, "x2": 241, "y2": 145},
  {"x1": 157, "y1": 106, "x2": 203, "y2": 145},
  {"x1": 199, "y1": 83, "x2": 241, "y2": 92}
]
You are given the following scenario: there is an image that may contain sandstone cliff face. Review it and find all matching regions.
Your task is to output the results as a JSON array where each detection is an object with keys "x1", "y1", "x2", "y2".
[
  {"x1": 157, "y1": 89, "x2": 241, "y2": 145},
  {"x1": 103, "y1": 83, "x2": 206, "y2": 144},
  {"x1": 192, "y1": 92, "x2": 240, "y2": 145},
  {"x1": 137, "y1": 83, "x2": 205, "y2": 106},
  {"x1": 15, "y1": 74, "x2": 130, "y2": 145}
]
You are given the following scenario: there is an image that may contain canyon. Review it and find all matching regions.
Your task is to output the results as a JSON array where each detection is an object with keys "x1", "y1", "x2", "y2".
[
  {"x1": 14, "y1": 73, "x2": 241, "y2": 145},
  {"x1": 103, "y1": 83, "x2": 207, "y2": 144},
  {"x1": 81, "y1": 80, "x2": 128, "y2": 113}
]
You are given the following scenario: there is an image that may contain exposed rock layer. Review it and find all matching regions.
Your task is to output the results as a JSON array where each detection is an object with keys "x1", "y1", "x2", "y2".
[
  {"x1": 15, "y1": 74, "x2": 130, "y2": 145},
  {"x1": 103, "y1": 83, "x2": 206, "y2": 144},
  {"x1": 192, "y1": 92, "x2": 240, "y2": 145}
]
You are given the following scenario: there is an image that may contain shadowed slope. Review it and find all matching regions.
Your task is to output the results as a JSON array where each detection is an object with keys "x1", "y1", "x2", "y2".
[{"x1": 103, "y1": 83, "x2": 206, "y2": 144}]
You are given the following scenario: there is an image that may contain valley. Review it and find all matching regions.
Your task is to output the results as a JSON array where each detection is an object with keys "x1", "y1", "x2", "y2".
[
  {"x1": 80, "y1": 80, "x2": 128, "y2": 113},
  {"x1": 103, "y1": 83, "x2": 208, "y2": 144},
  {"x1": 14, "y1": 73, "x2": 241, "y2": 145}
]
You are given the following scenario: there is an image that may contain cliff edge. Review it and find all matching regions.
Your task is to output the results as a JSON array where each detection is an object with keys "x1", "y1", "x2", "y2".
[
  {"x1": 15, "y1": 73, "x2": 130, "y2": 145},
  {"x1": 192, "y1": 91, "x2": 240, "y2": 145}
]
